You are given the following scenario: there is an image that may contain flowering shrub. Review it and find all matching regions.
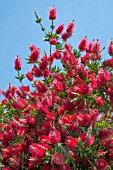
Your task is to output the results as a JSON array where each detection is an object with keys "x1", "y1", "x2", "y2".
[{"x1": 0, "y1": 6, "x2": 113, "y2": 170}]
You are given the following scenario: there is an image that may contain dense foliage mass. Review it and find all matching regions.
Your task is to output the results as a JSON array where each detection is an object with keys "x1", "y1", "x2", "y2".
[{"x1": 0, "y1": 7, "x2": 113, "y2": 170}]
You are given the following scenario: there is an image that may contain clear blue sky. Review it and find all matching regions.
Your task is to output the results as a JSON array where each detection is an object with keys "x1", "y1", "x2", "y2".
[{"x1": 0, "y1": 0, "x2": 113, "y2": 93}]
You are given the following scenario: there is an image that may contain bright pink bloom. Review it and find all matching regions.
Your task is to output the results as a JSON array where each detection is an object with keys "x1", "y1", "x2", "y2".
[
  {"x1": 64, "y1": 43, "x2": 73, "y2": 52},
  {"x1": 49, "y1": 130, "x2": 61, "y2": 144},
  {"x1": 27, "y1": 116, "x2": 37, "y2": 127},
  {"x1": 29, "y1": 143, "x2": 46, "y2": 159},
  {"x1": 52, "y1": 50, "x2": 61, "y2": 59},
  {"x1": 52, "y1": 153, "x2": 64, "y2": 165},
  {"x1": 26, "y1": 72, "x2": 33, "y2": 81},
  {"x1": 66, "y1": 21, "x2": 75, "y2": 34},
  {"x1": 39, "y1": 56, "x2": 49, "y2": 70},
  {"x1": 108, "y1": 40, "x2": 113, "y2": 56},
  {"x1": 49, "y1": 7, "x2": 57, "y2": 20},
  {"x1": 29, "y1": 44, "x2": 37, "y2": 51},
  {"x1": 38, "y1": 135, "x2": 50, "y2": 143},
  {"x1": 65, "y1": 136, "x2": 78, "y2": 148},
  {"x1": 2, "y1": 98, "x2": 8, "y2": 105},
  {"x1": 96, "y1": 159, "x2": 108, "y2": 170},
  {"x1": 31, "y1": 66, "x2": 41, "y2": 77},
  {"x1": 29, "y1": 48, "x2": 40, "y2": 63},
  {"x1": 49, "y1": 38, "x2": 58, "y2": 45},
  {"x1": 14, "y1": 56, "x2": 22, "y2": 70},
  {"x1": 12, "y1": 97, "x2": 27, "y2": 110},
  {"x1": 55, "y1": 24, "x2": 64, "y2": 34},
  {"x1": 61, "y1": 32, "x2": 69, "y2": 41},
  {"x1": 78, "y1": 37, "x2": 88, "y2": 51},
  {"x1": 81, "y1": 53, "x2": 90, "y2": 65}
]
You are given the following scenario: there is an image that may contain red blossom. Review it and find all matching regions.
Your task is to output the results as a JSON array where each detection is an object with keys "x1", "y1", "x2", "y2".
[
  {"x1": 49, "y1": 7, "x2": 57, "y2": 20},
  {"x1": 14, "y1": 56, "x2": 22, "y2": 70},
  {"x1": 66, "y1": 21, "x2": 75, "y2": 34},
  {"x1": 108, "y1": 40, "x2": 113, "y2": 56},
  {"x1": 49, "y1": 130, "x2": 61, "y2": 144},
  {"x1": 65, "y1": 136, "x2": 78, "y2": 148},
  {"x1": 96, "y1": 159, "x2": 108, "y2": 170},
  {"x1": 78, "y1": 37, "x2": 88, "y2": 51},
  {"x1": 29, "y1": 48, "x2": 40, "y2": 63},
  {"x1": 26, "y1": 72, "x2": 34, "y2": 81},
  {"x1": 55, "y1": 24, "x2": 64, "y2": 34}
]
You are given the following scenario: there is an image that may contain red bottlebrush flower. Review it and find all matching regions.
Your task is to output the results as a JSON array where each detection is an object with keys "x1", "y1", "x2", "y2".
[
  {"x1": 77, "y1": 113, "x2": 91, "y2": 126},
  {"x1": 2, "y1": 98, "x2": 8, "y2": 105},
  {"x1": 31, "y1": 66, "x2": 41, "y2": 77},
  {"x1": 78, "y1": 37, "x2": 88, "y2": 51},
  {"x1": 59, "y1": 163, "x2": 71, "y2": 170},
  {"x1": 49, "y1": 7, "x2": 57, "y2": 20},
  {"x1": 96, "y1": 159, "x2": 108, "y2": 170},
  {"x1": 66, "y1": 21, "x2": 75, "y2": 34},
  {"x1": 29, "y1": 44, "x2": 37, "y2": 51},
  {"x1": 107, "y1": 58, "x2": 113, "y2": 68},
  {"x1": 49, "y1": 38, "x2": 58, "y2": 45},
  {"x1": 65, "y1": 136, "x2": 78, "y2": 148},
  {"x1": 29, "y1": 48, "x2": 40, "y2": 63},
  {"x1": 61, "y1": 32, "x2": 69, "y2": 41},
  {"x1": 95, "y1": 96, "x2": 104, "y2": 106},
  {"x1": 38, "y1": 135, "x2": 50, "y2": 143},
  {"x1": 86, "y1": 41, "x2": 95, "y2": 53},
  {"x1": 39, "y1": 56, "x2": 49, "y2": 70},
  {"x1": 93, "y1": 40, "x2": 101, "y2": 54},
  {"x1": 34, "y1": 80, "x2": 47, "y2": 93},
  {"x1": 12, "y1": 97, "x2": 27, "y2": 110},
  {"x1": 26, "y1": 72, "x2": 33, "y2": 81},
  {"x1": 81, "y1": 53, "x2": 90, "y2": 65},
  {"x1": 49, "y1": 130, "x2": 61, "y2": 144},
  {"x1": 57, "y1": 106, "x2": 64, "y2": 114},
  {"x1": 64, "y1": 43, "x2": 73, "y2": 52},
  {"x1": 29, "y1": 143, "x2": 46, "y2": 159},
  {"x1": 27, "y1": 116, "x2": 37, "y2": 127},
  {"x1": 52, "y1": 153, "x2": 64, "y2": 165},
  {"x1": 14, "y1": 56, "x2": 22, "y2": 70},
  {"x1": 42, "y1": 163, "x2": 52, "y2": 170},
  {"x1": 55, "y1": 24, "x2": 64, "y2": 34},
  {"x1": 108, "y1": 40, "x2": 113, "y2": 56},
  {"x1": 52, "y1": 50, "x2": 61, "y2": 59},
  {"x1": 59, "y1": 114, "x2": 71, "y2": 126}
]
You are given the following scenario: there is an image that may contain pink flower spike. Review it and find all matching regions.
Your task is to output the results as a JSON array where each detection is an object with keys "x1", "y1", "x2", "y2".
[
  {"x1": 108, "y1": 40, "x2": 113, "y2": 56},
  {"x1": 14, "y1": 56, "x2": 22, "y2": 70},
  {"x1": 49, "y1": 7, "x2": 57, "y2": 20},
  {"x1": 66, "y1": 21, "x2": 76, "y2": 34},
  {"x1": 55, "y1": 24, "x2": 64, "y2": 34},
  {"x1": 78, "y1": 37, "x2": 88, "y2": 51}
]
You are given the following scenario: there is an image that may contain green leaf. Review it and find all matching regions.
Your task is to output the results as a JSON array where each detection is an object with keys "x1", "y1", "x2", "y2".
[{"x1": 56, "y1": 42, "x2": 63, "y2": 50}]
